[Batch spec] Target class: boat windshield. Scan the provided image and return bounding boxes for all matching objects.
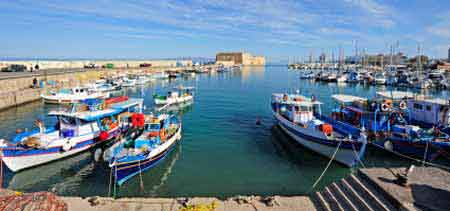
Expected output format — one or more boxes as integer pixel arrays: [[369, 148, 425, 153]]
[[60, 116, 78, 125]]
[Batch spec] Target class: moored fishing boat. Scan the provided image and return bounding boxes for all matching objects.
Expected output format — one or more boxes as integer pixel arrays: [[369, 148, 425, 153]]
[[41, 87, 109, 104], [271, 93, 367, 167], [333, 92, 450, 160], [87, 82, 121, 93], [121, 77, 136, 87], [151, 72, 169, 79], [153, 86, 194, 106], [374, 72, 387, 85], [0, 96, 144, 172], [135, 76, 151, 85], [107, 113, 182, 185]]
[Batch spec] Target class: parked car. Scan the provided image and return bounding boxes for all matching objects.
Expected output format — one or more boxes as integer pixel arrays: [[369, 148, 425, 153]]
[[84, 63, 100, 68], [140, 63, 152, 67], [1, 64, 27, 72]]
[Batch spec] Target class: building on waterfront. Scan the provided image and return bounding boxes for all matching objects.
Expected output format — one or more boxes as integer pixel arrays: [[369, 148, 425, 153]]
[[215, 52, 265, 66], [0, 59, 193, 70]]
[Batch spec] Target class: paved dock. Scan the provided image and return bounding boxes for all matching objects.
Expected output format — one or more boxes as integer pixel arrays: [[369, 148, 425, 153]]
[[1, 167, 449, 210], [313, 167, 450, 211]]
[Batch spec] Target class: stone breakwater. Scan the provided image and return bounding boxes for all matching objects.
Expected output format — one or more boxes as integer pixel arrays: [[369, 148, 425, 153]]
[[0, 65, 216, 111], [0, 69, 110, 111]]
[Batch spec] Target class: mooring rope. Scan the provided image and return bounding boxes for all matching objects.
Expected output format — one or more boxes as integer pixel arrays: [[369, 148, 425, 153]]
[[138, 159, 145, 192], [311, 140, 342, 190], [351, 140, 366, 168], [108, 167, 113, 197], [113, 166, 117, 198], [0, 153, 3, 188], [422, 141, 429, 167]]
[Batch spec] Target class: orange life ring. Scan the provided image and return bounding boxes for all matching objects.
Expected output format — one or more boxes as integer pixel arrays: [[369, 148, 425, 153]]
[[160, 129, 167, 141]]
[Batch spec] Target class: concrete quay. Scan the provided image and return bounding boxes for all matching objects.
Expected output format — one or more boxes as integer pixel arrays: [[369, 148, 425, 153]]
[[313, 167, 450, 211], [0, 167, 448, 210], [0, 65, 216, 111]]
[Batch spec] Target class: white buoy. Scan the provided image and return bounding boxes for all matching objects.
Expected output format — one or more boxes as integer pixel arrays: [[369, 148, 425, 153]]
[[94, 148, 103, 162], [384, 140, 393, 151]]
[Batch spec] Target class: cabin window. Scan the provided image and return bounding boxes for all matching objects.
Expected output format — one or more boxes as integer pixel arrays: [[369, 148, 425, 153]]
[[295, 106, 300, 112], [300, 106, 310, 111], [426, 105, 432, 111], [413, 103, 423, 110], [60, 117, 78, 125]]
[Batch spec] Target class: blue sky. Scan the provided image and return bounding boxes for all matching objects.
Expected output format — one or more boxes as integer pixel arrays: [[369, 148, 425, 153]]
[[0, 0, 449, 61]]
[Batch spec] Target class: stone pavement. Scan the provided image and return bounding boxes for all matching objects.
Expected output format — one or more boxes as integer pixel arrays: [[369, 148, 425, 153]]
[[63, 195, 316, 211]]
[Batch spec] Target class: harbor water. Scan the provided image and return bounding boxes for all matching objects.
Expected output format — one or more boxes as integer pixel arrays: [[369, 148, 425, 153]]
[[0, 66, 448, 198]]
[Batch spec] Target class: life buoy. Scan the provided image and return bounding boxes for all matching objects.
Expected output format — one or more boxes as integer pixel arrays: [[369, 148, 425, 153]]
[[384, 140, 393, 151], [381, 103, 389, 112], [99, 131, 109, 141], [160, 129, 167, 141], [131, 113, 145, 127], [62, 140, 72, 151], [399, 101, 407, 110]]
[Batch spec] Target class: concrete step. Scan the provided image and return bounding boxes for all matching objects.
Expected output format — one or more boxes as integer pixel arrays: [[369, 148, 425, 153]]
[[313, 192, 332, 211], [354, 173, 398, 211], [339, 178, 375, 211], [347, 174, 394, 211], [329, 182, 359, 211], [323, 186, 345, 211]]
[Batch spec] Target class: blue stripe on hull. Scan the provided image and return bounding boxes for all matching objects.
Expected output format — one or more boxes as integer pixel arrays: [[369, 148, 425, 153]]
[[278, 117, 363, 150], [113, 141, 178, 186], [2, 129, 121, 157], [373, 139, 450, 159]]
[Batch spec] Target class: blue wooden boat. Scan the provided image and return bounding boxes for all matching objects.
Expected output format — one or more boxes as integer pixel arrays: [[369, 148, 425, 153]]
[[108, 114, 182, 185]]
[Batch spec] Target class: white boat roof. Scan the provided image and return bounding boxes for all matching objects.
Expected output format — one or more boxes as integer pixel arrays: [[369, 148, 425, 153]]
[[414, 97, 450, 106], [272, 93, 322, 106], [175, 86, 195, 90], [48, 98, 143, 121], [332, 94, 367, 103], [377, 91, 449, 105], [376, 91, 416, 99]]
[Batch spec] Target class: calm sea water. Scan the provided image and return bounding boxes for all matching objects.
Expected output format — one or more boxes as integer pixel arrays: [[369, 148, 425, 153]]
[[0, 66, 448, 197]]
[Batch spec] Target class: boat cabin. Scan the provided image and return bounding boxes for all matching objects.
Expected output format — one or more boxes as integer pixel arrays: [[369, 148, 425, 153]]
[[407, 98, 450, 128], [272, 94, 322, 125]]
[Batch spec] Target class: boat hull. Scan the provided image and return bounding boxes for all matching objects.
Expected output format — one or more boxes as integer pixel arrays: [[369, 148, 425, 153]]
[[154, 95, 193, 105], [41, 93, 108, 104], [1, 128, 120, 172], [273, 112, 365, 167]]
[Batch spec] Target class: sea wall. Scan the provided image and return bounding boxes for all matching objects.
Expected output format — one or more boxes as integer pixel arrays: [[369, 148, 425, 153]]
[[0, 59, 193, 70]]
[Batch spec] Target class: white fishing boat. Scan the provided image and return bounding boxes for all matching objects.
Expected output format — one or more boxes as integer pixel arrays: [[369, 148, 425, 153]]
[[374, 72, 387, 85], [0, 97, 144, 172], [152, 72, 169, 80], [41, 87, 109, 104], [121, 77, 136, 87], [86, 82, 121, 93], [271, 93, 367, 167], [336, 74, 348, 83], [153, 86, 195, 106], [135, 76, 151, 85]]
